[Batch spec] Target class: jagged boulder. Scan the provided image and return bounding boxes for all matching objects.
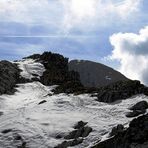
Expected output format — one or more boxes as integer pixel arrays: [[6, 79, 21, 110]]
[[55, 121, 92, 148], [39, 52, 69, 85], [55, 138, 83, 148], [129, 101, 148, 111], [96, 80, 148, 103], [25, 52, 84, 94], [126, 101, 148, 118], [109, 124, 124, 137], [92, 114, 148, 148], [0, 61, 20, 95]]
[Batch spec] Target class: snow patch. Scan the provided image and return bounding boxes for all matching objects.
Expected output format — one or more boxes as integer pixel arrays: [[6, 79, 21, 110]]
[[14, 59, 45, 80], [105, 75, 112, 80]]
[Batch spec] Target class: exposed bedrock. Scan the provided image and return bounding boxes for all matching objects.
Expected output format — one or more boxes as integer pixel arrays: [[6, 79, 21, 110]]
[[0, 60, 20, 95], [96, 80, 148, 103], [92, 113, 148, 148]]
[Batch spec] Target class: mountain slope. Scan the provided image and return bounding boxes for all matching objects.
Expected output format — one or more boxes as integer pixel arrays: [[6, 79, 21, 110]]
[[69, 60, 128, 87], [0, 57, 147, 147], [0, 52, 148, 148]]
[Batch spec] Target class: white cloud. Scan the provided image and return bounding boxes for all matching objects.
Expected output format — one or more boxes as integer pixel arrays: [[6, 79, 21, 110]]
[[109, 26, 148, 85], [0, 0, 142, 32], [61, 0, 142, 31]]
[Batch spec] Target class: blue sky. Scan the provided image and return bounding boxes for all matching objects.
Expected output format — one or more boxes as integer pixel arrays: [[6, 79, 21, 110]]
[[0, 0, 148, 84]]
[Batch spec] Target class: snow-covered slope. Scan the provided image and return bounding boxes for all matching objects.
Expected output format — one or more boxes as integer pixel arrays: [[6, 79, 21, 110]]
[[0, 59, 148, 148], [15, 59, 45, 80]]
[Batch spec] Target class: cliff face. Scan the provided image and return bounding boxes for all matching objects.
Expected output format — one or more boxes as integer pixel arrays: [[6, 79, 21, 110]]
[[69, 60, 128, 87], [0, 61, 20, 95]]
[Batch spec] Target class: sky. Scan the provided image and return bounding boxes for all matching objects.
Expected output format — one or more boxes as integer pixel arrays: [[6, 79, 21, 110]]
[[0, 0, 148, 85]]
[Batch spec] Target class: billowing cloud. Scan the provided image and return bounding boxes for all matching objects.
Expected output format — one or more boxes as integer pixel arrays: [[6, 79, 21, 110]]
[[109, 26, 148, 85], [61, 0, 141, 31], [0, 0, 142, 33]]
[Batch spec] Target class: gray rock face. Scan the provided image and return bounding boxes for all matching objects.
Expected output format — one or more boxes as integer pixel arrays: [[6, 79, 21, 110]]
[[126, 101, 148, 118], [0, 60, 20, 95], [96, 80, 148, 103], [92, 114, 148, 148], [55, 121, 92, 148], [129, 101, 148, 111], [69, 60, 128, 87]]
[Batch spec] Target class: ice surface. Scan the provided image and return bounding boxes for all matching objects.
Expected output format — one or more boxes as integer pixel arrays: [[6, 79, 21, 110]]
[[14, 59, 45, 80], [0, 81, 148, 148]]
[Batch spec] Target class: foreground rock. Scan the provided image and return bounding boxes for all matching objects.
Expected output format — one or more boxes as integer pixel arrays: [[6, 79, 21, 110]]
[[96, 80, 148, 103], [92, 113, 148, 148], [129, 101, 148, 111], [126, 101, 148, 118], [55, 138, 83, 148], [0, 61, 20, 95], [55, 121, 92, 148], [126, 110, 146, 118]]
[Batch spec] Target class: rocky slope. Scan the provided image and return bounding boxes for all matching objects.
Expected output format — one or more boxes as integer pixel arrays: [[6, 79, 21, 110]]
[[0, 51, 148, 148], [69, 60, 128, 87], [92, 113, 148, 148], [96, 80, 148, 103], [25, 52, 83, 94], [0, 60, 20, 95]]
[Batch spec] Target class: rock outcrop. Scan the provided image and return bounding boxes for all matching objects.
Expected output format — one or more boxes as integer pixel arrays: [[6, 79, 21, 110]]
[[25, 52, 84, 94], [69, 60, 128, 87], [55, 121, 92, 148], [96, 80, 148, 103], [0, 60, 20, 95], [92, 114, 148, 148], [126, 101, 148, 118]]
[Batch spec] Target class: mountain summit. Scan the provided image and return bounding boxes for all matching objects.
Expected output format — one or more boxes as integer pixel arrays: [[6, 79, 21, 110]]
[[69, 60, 128, 87]]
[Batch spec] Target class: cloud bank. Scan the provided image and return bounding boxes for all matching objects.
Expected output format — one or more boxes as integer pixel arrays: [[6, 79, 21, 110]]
[[110, 26, 148, 85], [0, 0, 142, 33]]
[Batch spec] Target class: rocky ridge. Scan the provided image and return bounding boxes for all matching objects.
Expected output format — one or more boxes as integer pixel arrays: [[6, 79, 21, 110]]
[[92, 113, 148, 148], [0, 60, 20, 95], [69, 60, 128, 87]]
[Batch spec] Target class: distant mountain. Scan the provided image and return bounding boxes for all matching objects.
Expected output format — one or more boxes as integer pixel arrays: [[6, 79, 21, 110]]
[[69, 60, 128, 87]]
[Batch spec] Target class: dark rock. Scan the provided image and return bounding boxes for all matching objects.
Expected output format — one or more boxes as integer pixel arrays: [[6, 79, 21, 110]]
[[109, 124, 124, 137], [18, 77, 31, 84], [53, 81, 84, 94], [129, 101, 148, 111], [54, 138, 83, 148], [0, 61, 21, 95], [38, 100, 47, 105], [17, 141, 27, 148], [126, 101, 148, 118], [25, 52, 84, 94], [39, 52, 69, 86], [126, 110, 146, 118], [64, 130, 78, 139], [15, 135, 22, 140], [92, 113, 148, 148], [0, 111, 3, 116], [69, 60, 128, 88], [1, 129, 12, 134], [74, 121, 88, 129], [96, 80, 148, 103], [64, 126, 92, 139], [82, 126, 92, 137], [55, 134, 63, 139]]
